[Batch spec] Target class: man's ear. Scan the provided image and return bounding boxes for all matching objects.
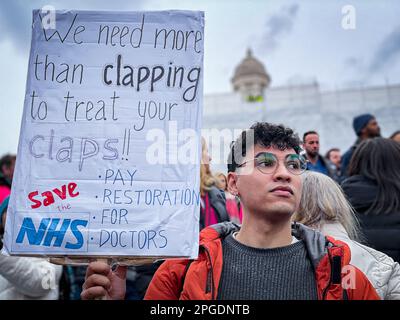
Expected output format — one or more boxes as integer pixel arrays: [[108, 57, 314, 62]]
[[360, 126, 368, 137], [227, 172, 238, 196]]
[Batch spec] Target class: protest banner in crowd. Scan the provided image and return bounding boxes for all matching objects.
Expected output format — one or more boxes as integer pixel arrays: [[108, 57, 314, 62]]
[[2, 9, 204, 263]]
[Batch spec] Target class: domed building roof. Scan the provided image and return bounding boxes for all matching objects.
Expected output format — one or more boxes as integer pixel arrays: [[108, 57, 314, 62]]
[[231, 49, 271, 94], [232, 48, 270, 82]]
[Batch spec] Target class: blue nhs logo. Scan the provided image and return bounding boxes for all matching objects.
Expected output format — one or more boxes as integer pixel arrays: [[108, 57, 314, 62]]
[[11, 212, 89, 254]]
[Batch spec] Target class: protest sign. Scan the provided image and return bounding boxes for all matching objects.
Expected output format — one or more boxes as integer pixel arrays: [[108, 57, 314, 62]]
[[2, 10, 204, 262]]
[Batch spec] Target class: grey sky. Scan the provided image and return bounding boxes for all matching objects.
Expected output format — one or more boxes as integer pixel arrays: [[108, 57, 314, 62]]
[[259, 3, 300, 53], [1, 0, 400, 155]]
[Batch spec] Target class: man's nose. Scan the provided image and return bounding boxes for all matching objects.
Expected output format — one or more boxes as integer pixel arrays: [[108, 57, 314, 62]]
[[272, 162, 291, 182]]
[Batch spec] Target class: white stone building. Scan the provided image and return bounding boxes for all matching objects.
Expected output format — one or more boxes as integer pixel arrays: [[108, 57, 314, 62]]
[[203, 50, 400, 173]]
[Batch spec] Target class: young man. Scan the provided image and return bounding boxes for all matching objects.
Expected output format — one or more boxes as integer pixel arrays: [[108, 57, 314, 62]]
[[81, 122, 379, 300]]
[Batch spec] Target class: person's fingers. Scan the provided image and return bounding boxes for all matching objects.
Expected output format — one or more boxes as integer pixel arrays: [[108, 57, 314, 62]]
[[114, 265, 127, 280], [81, 286, 108, 300], [85, 261, 111, 279], [83, 274, 112, 291]]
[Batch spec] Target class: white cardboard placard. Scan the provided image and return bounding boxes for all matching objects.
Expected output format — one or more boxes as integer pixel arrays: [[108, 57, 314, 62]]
[[2, 10, 204, 260]]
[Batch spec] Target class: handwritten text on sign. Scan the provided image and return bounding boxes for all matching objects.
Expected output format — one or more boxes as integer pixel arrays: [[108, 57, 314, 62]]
[[3, 10, 204, 258]]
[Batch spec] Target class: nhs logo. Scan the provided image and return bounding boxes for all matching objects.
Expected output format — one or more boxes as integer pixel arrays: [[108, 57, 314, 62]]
[[11, 212, 89, 254]]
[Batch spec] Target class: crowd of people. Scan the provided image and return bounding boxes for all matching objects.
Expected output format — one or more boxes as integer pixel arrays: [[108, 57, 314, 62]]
[[1, 112, 400, 300]]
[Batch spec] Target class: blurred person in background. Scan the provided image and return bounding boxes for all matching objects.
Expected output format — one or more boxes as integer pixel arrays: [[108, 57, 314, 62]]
[[341, 114, 380, 177], [215, 172, 228, 191], [342, 138, 400, 263], [200, 138, 230, 229], [0, 154, 16, 203], [0, 196, 62, 300], [302, 131, 336, 178], [215, 172, 242, 224], [325, 148, 341, 174], [390, 130, 400, 143], [325, 148, 343, 183]]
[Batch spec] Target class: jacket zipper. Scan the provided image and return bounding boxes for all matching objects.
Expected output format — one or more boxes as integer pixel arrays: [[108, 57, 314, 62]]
[[322, 277, 332, 300], [322, 246, 335, 300], [200, 244, 215, 300]]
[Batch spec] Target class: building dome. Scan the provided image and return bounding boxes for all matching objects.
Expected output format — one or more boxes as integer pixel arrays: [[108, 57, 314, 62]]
[[232, 49, 269, 79], [231, 49, 271, 99]]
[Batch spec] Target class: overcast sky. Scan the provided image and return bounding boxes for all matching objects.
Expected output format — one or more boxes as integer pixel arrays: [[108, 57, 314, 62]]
[[1, 0, 400, 155]]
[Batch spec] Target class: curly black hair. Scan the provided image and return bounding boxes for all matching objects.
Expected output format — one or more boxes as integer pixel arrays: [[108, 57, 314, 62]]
[[227, 122, 302, 173]]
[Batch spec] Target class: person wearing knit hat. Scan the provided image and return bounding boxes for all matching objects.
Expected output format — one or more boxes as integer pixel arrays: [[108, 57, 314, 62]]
[[341, 113, 380, 177], [352, 114, 380, 137]]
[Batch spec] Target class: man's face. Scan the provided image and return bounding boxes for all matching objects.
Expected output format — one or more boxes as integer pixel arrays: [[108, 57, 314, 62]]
[[329, 150, 341, 168], [363, 118, 381, 138], [303, 134, 320, 158], [227, 145, 302, 221]]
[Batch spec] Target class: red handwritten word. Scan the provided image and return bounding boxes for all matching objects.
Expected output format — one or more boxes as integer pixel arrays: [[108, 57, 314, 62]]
[[28, 182, 79, 209]]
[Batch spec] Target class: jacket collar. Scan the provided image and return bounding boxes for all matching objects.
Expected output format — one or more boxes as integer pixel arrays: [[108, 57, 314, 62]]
[[199, 221, 239, 246], [292, 222, 329, 269], [319, 222, 350, 241], [200, 221, 334, 270]]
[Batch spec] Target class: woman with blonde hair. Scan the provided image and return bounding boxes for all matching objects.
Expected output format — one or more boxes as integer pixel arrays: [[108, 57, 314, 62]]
[[294, 171, 400, 299], [199, 138, 230, 229], [214, 172, 242, 224]]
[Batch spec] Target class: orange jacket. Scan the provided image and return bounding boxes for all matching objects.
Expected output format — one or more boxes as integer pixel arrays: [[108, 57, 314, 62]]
[[145, 222, 380, 300]]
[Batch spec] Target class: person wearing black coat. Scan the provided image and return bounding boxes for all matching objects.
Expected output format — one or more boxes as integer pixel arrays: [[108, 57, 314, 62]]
[[341, 138, 400, 263]]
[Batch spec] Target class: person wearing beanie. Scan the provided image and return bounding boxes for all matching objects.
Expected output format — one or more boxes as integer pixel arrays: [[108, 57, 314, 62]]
[[341, 114, 380, 177]]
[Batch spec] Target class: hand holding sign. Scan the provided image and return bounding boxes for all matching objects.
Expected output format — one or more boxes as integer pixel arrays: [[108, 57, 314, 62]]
[[82, 260, 127, 300]]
